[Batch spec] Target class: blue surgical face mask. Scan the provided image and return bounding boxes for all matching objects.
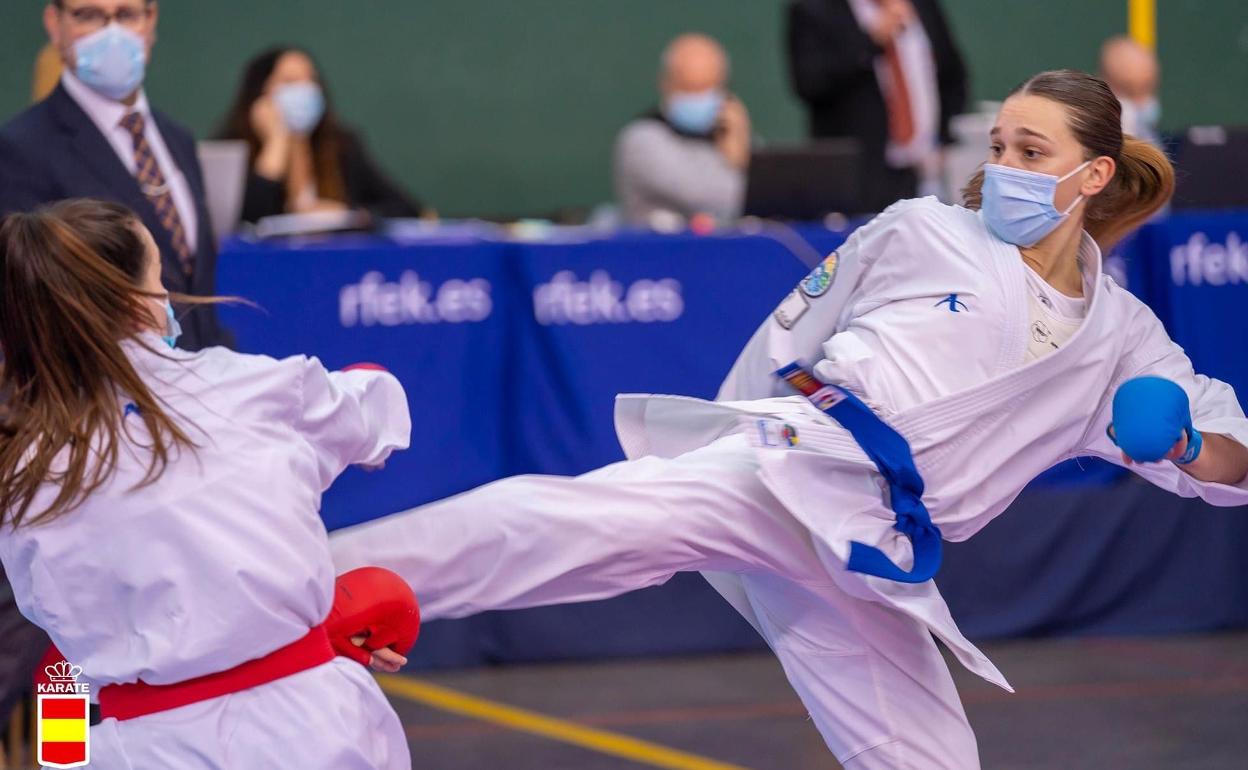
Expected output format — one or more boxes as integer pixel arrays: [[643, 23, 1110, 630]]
[[72, 24, 147, 101], [981, 160, 1092, 247], [663, 89, 724, 135], [273, 82, 326, 135], [162, 299, 182, 349], [1121, 96, 1161, 138]]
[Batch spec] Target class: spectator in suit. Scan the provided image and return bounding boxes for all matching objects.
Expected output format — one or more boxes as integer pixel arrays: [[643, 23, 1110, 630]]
[[0, 0, 231, 351], [1100, 36, 1162, 147], [786, 0, 968, 211], [613, 33, 752, 227], [216, 47, 424, 224]]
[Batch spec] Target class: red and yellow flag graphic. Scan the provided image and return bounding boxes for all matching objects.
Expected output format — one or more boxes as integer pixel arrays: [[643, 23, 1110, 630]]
[[37, 694, 89, 768]]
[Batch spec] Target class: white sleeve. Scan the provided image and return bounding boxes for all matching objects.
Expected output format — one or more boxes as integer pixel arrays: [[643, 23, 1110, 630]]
[[1079, 306, 1248, 505], [716, 198, 931, 401], [294, 358, 412, 490]]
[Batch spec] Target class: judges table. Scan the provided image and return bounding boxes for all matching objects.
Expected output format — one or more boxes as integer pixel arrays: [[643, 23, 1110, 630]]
[[217, 212, 1248, 668]]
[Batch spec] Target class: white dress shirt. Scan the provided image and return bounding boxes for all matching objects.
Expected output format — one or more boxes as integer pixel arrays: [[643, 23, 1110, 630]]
[[60, 71, 199, 249]]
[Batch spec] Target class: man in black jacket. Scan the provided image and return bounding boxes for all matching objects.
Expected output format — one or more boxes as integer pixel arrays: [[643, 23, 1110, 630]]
[[0, 0, 232, 351], [786, 0, 968, 212]]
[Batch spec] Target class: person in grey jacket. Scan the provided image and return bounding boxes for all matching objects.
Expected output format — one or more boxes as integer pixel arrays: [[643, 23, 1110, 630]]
[[613, 34, 751, 227]]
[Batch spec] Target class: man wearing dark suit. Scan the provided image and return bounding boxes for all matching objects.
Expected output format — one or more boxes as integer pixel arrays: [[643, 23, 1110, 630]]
[[786, 0, 968, 212], [0, 0, 231, 351], [0, 0, 231, 729]]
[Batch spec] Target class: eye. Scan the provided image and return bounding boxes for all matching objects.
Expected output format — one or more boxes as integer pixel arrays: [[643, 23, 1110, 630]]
[[989, 144, 1003, 157], [1023, 148, 1043, 160]]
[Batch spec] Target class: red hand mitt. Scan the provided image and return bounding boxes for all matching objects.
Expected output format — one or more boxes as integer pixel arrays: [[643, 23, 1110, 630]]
[[327, 567, 420, 666]]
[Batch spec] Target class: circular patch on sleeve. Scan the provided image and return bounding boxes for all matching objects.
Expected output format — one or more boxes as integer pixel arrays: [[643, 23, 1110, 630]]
[[800, 252, 839, 298]]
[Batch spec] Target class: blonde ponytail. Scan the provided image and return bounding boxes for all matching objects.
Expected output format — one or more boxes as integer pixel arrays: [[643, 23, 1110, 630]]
[[1082, 136, 1174, 252]]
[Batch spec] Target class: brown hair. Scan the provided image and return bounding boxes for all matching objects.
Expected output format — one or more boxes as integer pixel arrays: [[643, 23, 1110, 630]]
[[0, 200, 199, 528], [962, 69, 1174, 251], [215, 46, 347, 204]]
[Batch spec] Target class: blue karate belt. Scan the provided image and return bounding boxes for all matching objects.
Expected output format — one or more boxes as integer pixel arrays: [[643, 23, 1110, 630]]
[[776, 363, 942, 584]]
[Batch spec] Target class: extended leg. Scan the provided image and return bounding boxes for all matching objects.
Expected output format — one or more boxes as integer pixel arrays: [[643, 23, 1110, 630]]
[[329, 434, 823, 620]]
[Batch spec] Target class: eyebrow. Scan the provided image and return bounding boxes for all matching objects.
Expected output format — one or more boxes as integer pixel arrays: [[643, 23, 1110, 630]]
[[989, 126, 1053, 142]]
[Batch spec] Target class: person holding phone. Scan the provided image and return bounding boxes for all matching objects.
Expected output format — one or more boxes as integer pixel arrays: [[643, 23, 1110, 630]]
[[215, 46, 424, 224], [613, 33, 752, 227]]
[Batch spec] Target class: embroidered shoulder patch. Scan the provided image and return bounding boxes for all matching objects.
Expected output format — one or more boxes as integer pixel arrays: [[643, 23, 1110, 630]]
[[800, 252, 839, 298], [773, 289, 809, 329]]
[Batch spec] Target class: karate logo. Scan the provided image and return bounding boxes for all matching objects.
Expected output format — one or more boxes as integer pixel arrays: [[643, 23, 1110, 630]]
[[753, 419, 802, 449], [37, 659, 90, 768], [935, 293, 969, 313], [800, 253, 839, 298]]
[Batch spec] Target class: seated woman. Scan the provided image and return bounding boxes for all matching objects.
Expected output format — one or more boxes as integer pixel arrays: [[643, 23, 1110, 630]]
[[217, 46, 424, 223]]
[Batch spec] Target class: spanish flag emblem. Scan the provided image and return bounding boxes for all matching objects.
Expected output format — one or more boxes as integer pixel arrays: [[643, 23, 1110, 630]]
[[37, 694, 90, 768]]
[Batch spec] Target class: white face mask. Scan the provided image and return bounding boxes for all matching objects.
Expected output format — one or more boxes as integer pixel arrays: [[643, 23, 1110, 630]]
[[980, 160, 1092, 247]]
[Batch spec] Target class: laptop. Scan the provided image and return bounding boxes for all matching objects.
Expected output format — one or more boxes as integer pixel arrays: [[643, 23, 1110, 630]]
[[743, 140, 864, 220], [1172, 125, 1248, 209], [195, 140, 249, 241]]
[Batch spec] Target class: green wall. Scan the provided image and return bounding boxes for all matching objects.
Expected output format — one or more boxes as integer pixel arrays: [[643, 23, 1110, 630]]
[[2, 1, 1245, 217]]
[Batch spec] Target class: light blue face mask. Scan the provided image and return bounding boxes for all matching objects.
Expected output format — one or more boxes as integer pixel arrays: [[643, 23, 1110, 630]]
[[981, 160, 1092, 247], [162, 299, 182, 349], [273, 82, 326, 135], [1121, 96, 1161, 138], [1135, 97, 1161, 129], [73, 24, 147, 101], [663, 89, 725, 135]]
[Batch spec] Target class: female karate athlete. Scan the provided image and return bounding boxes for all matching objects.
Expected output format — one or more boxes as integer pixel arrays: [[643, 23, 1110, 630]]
[[0, 200, 413, 769], [330, 70, 1248, 769]]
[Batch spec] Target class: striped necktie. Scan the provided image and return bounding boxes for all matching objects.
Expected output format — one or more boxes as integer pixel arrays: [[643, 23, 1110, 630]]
[[119, 111, 194, 275], [882, 42, 915, 145], [871, 0, 916, 146]]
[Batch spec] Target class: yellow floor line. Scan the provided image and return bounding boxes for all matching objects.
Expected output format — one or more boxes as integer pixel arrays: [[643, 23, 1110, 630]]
[[374, 674, 753, 770]]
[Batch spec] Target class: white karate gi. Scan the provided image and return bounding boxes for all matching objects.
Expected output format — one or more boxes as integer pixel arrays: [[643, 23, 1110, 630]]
[[330, 197, 1248, 769], [0, 334, 413, 770]]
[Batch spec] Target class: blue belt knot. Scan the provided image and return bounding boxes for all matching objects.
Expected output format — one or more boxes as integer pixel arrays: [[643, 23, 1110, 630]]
[[776, 363, 942, 584]]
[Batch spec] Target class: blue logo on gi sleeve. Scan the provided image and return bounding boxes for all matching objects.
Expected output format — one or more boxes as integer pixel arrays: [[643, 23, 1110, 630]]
[[800, 253, 839, 298], [934, 294, 968, 313]]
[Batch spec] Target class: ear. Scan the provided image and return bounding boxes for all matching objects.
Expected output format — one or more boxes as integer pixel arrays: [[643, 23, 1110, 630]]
[[147, 1, 160, 48], [1081, 156, 1116, 197], [43, 3, 65, 53]]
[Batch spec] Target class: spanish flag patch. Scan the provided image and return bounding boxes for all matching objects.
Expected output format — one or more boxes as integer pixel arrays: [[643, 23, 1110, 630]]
[[37, 694, 89, 768]]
